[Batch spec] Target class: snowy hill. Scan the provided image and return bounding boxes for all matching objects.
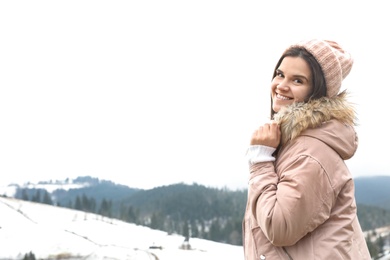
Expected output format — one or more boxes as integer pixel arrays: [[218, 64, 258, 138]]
[[0, 197, 244, 260]]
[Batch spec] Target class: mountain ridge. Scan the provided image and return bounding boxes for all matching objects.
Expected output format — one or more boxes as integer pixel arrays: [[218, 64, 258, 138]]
[[2, 174, 390, 245], [3, 174, 390, 209]]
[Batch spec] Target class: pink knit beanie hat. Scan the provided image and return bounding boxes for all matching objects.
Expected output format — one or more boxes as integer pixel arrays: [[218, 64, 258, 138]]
[[290, 39, 353, 98]]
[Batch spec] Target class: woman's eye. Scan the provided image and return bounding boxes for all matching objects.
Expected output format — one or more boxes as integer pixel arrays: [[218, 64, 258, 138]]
[[294, 79, 303, 84], [276, 72, 283, 77]]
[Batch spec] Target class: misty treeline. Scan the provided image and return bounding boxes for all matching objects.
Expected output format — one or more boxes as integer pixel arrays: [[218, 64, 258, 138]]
[[13, 180, 390, 257]]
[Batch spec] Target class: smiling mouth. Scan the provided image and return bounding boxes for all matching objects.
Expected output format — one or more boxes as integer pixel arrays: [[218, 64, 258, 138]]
[[276, 93, 292, 100]]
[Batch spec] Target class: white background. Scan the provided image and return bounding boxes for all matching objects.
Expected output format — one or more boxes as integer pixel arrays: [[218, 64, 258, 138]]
[[0, 0, 388, 189]]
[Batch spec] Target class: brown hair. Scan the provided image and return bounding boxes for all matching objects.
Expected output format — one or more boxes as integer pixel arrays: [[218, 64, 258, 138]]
[[270, 47, 327, 119]]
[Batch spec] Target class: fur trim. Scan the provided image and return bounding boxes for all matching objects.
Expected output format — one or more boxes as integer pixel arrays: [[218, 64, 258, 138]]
[[273, 91, 356, 145]]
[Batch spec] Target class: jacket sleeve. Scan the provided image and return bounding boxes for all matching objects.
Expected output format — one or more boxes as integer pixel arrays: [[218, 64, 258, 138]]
[[248, 155, 334, 247]]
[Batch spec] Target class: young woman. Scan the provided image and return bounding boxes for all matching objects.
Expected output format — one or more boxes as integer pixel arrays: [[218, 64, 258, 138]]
[[243, 39, 371, 259]]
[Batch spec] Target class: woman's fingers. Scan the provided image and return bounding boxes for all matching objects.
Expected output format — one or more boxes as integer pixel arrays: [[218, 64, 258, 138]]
[[250, 121, 281, 148]]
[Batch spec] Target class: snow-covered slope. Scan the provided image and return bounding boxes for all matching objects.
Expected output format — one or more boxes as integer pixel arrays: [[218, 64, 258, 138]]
[[0, 197, 244, 260]]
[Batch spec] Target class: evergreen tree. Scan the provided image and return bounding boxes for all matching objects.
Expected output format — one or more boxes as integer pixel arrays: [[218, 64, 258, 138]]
[[125, 206, 138, 223], [23, 251, 36, 260], [208, 218, 222, 242], [21, 189, 29, 201], [366, 232, 379, 258], [190, 219, 198, 238], [377, 235, 384, 255], [32, 189, 41, 203], [75, 196, 82, 210], [89, 197, 96, 213], [150, 211, 164, 230], [182, 220, 190, 241], [80, 194, 87, 211], [42, 191, 53, 205], [99, 198, 112, 217]]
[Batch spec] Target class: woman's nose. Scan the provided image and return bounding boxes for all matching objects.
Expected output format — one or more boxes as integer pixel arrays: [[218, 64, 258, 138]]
[[276, 82, 289, 91]]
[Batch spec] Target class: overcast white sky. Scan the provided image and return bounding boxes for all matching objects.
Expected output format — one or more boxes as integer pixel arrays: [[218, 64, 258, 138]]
[[0, 1, 388, 190]]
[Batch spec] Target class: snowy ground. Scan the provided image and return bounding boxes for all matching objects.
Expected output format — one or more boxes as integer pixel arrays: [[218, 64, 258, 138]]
[[0, 197, 244, 260]]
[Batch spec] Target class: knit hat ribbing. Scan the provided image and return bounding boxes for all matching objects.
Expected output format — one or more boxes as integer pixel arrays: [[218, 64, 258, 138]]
[[289, 39, 353, 98]]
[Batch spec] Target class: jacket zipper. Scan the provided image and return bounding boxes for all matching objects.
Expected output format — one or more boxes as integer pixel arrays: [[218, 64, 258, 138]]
[[283, 247, 293, 260]]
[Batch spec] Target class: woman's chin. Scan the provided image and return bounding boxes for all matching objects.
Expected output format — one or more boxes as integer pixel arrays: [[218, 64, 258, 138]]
[[273, 100, 293, 112], [272, 104, 283, 113]]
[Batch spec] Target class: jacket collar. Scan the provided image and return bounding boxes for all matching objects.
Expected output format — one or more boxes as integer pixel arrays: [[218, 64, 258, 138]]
[[273, 91, 356, 146]]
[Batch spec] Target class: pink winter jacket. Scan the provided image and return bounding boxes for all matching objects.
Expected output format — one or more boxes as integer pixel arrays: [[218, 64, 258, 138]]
[[243, 93, 371, 260]]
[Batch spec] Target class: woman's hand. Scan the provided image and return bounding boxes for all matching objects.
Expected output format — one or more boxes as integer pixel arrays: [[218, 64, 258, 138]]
[[250, 121, 281, 148]]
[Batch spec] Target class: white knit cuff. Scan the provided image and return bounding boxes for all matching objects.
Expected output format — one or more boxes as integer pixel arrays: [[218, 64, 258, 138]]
[[246, 145, 276, 165]]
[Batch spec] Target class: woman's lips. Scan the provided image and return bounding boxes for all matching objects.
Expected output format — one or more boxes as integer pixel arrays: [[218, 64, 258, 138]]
[[276, 93, 292, 100]]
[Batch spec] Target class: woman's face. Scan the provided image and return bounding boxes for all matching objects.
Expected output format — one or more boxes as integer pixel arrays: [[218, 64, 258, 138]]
[[271, 56, 313, 113]]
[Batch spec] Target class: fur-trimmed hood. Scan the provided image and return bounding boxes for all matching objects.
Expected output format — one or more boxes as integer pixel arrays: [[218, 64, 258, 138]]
[[274, 91, 357, 153]]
